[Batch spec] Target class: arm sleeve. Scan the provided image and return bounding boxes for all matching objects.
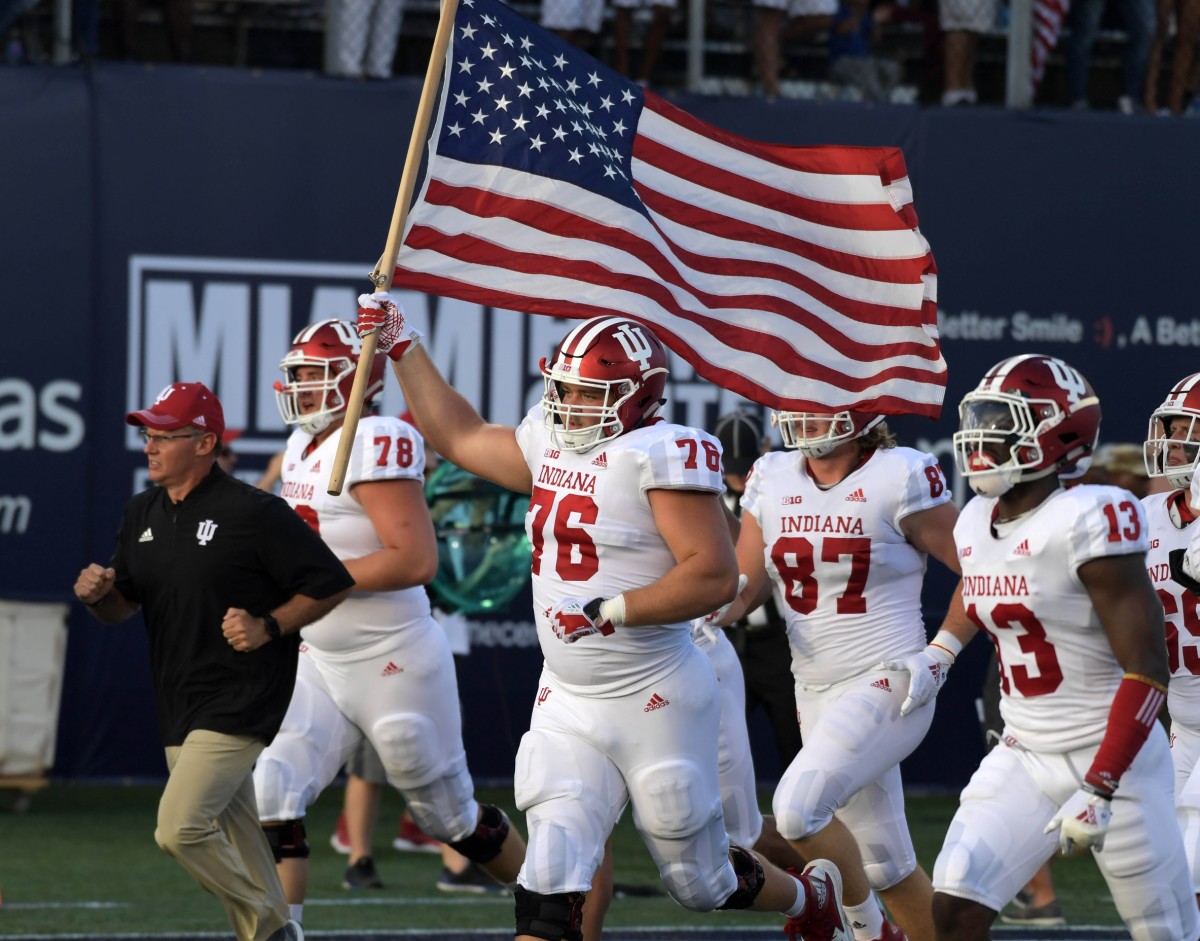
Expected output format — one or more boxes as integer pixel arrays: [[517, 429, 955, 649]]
[[1068, 486, 1150, 574], [641, 427, 725, 494], [894, 450, 952, 527]]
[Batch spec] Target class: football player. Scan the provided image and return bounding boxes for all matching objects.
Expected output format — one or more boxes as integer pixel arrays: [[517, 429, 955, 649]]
[[252, 319, 526, 927], [357, 293, 856, 941], [930, 354, 1197, 940], [1142, 372, 1200, 907], [715, 407, 961, 941]]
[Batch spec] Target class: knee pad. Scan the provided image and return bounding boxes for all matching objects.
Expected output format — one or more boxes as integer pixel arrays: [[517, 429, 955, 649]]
[[253, 750, 322, 822], [514, 885, 585, 941], [262, 819, 309, 862], [447, 803, 510, 864], [772, 764, 839, 841], [717, 844, 766, 910], [372, 712, 440, 787], [630, 759, 712, 838]]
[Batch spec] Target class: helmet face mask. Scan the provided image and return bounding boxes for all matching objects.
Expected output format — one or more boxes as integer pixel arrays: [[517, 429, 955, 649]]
[[275, 319, 385, 435], [1145, 374, 1200, 489], [772, 410, 882, 458], [953, 354, 1100, 499], [540, 317, 668, 453]]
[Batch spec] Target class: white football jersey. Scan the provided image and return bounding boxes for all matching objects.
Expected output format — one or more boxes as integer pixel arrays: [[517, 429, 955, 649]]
[[279, 415, 431, 653], [515, 407, 724, 697], [957, 484, 1148, 752], [741, 446, 951, 686], [1143, 490, 1200, 729]]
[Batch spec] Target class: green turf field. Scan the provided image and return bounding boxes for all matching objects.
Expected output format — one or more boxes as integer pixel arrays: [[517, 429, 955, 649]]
[[0, 784, 1120, 935]]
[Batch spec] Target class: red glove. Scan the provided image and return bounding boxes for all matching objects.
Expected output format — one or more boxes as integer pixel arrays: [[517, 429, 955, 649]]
[[546, 597, 615, 644], [356, 292, 422, 362]]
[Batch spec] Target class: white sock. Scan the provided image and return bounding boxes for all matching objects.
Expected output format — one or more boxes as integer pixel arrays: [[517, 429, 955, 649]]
[[288, 903, 304, 923], [783, 873, 807, 918], [844, 891, 884, 940]]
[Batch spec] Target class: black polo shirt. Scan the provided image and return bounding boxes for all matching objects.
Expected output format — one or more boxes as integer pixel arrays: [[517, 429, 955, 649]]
[[111, 465, 353, 746]]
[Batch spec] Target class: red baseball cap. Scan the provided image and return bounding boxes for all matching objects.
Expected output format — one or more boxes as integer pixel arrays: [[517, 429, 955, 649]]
[[126, 382, 226, 440]]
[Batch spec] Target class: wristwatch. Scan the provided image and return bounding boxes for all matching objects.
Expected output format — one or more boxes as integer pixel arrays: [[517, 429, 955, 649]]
[[262, 612, 282, 640]]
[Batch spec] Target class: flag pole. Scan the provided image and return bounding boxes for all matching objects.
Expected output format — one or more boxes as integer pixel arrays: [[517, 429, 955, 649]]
[[328, 0, 461, 496]]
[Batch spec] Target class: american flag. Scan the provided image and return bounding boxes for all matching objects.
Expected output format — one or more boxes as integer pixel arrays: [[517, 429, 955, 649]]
[[392, 0, 945, 418], [1032, 0, 1070, 89]]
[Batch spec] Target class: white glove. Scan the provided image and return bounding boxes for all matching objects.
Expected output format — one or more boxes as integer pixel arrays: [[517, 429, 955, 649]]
[[690, 574, 749, 645], [356, 292, 423, 361], [877, 630, 962, 717], [1045, 786, 1113, 853]]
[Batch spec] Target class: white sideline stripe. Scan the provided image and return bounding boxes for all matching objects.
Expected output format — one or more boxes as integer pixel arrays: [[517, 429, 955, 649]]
[[0, 901, 126, 909]]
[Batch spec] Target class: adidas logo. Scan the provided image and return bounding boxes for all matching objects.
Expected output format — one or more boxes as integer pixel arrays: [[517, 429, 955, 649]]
[[381, 661, 403, 677], [310, 460, 322, 473], [591, 452, 608, 468], [299, 643, 309, 653], [1014, 539, 1031, 556], [870, 678, 892, 692], [643, 693, 670, 713], [845, 488, 867, 502], [138, 528, 154, 543], [851, 921, 869, 931]]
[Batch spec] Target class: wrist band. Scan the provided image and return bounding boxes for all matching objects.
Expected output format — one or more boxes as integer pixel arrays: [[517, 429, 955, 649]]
[[929, 629, 964, 660], [599, 594, 627, 627]]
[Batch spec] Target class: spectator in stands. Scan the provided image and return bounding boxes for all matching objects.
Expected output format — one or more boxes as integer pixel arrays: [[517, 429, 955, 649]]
[[1144, 0, 1200, 113], [826, 0, 901, 101], [113, 0, 194, 60], [1064, 0, 1154, 112], [612, 0, 675, 87], [939, 0, 997, 104], [74, 381, 352, 941], [541, 0, 603, 51], [326, 0, 404, 78], [753, 0, 836, 99]]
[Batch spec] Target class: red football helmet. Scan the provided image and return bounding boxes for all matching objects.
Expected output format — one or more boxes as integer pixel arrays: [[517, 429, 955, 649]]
[[540, 316, 669, 452], [953, 354, 1101, 498], [275, 319, 385, 435], [771, 410, 883, 458], [1145, 373, 1200, 489]]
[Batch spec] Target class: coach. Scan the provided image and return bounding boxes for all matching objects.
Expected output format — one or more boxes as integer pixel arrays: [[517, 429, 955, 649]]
[[73, 381, 353, 941]]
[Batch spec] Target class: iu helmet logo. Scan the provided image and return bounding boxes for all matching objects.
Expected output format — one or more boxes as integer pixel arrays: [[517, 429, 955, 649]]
[[613, 323, 655, 375]]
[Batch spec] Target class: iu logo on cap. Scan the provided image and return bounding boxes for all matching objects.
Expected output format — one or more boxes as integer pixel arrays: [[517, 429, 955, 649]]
[[196, 520, 218, 546]]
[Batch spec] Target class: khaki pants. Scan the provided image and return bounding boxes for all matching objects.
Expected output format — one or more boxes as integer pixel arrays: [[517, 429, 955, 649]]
[[158, 730, 289, 941]]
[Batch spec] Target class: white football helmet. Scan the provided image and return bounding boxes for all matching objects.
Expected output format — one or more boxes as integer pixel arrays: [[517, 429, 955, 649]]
[[771, 410, 883, 458], [1145, 373, 1200, 489]]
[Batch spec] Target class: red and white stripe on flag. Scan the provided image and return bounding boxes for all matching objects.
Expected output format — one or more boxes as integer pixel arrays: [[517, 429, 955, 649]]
[[1032, 0, 1071, 87], [393, 0, 945, 418]]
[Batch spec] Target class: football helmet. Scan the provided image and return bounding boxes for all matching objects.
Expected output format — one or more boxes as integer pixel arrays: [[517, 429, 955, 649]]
[[540, 316, 668, 452], [1145, 373, 1200, 489], [953, 354, 1101, 498], [772, 410, 883, 458], [275, 318, 385, 435]]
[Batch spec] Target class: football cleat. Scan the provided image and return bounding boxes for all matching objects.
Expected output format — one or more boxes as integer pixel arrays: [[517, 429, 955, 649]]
[[783, 859, 853, 941]]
